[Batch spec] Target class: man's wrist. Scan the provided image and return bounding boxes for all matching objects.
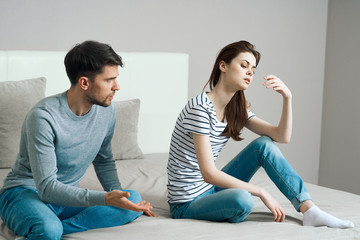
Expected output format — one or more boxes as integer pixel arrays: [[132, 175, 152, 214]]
[[104, 192, 110, 206]]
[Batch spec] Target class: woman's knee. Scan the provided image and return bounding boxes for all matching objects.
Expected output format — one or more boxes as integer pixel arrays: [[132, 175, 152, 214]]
[[252, 136, 273, 147], [250, 136, 279, 154], [228, 189, 254, 212], [221, 189, 254, 223]]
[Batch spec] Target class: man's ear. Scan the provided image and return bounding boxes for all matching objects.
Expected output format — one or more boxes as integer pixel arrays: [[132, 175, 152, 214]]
[[219, 60, 227, 73], [78, 77, 90, 90]]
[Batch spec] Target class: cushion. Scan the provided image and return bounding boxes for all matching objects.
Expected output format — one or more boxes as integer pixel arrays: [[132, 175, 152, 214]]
[[112, 99, 143, 160], [0, 77, 47, 168]]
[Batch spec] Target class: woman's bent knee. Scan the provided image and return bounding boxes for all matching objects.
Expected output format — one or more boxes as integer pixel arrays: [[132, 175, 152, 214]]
[[250, 136, 279, 155], [222, 189, 254, 223], [252, 136, 273, 147], [229, 189, 254, 212]]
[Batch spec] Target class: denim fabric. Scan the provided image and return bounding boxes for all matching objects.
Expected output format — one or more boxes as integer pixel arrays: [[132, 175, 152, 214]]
[[0, 187, 143, 239], [170, 187, 254, 223], [170, 136, 312, 223]]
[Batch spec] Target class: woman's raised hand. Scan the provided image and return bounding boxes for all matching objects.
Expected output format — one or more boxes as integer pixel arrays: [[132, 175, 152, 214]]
[[263, 75, 292, 99]]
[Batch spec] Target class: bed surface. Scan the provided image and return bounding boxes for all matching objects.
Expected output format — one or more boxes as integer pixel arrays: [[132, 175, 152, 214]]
[[1, 153, 359, 240], [1, 51, 359, 239]]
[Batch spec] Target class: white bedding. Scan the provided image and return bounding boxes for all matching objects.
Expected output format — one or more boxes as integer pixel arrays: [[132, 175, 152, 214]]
[[1, 153, 359, 240]]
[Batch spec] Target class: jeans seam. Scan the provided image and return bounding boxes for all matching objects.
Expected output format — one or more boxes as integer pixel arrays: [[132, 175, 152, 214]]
[[259, 149, 299, 202], [227, 149, 260, 182], [230, 146, 299, 202]]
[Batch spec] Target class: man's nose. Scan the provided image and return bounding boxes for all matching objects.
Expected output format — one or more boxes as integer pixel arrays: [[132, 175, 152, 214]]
[[113, 80, 120, 91]]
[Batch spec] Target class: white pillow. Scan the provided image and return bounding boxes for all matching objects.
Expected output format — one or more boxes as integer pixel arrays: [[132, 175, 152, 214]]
[[112, 99, 143, 160], [0, 77, 46, 168]]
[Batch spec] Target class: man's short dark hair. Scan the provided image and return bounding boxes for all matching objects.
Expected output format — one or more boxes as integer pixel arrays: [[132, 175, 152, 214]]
[[64, 40, 123, 85]]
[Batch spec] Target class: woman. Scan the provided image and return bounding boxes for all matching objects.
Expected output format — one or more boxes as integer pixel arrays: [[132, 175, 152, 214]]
[[166, 40, 354, 228]]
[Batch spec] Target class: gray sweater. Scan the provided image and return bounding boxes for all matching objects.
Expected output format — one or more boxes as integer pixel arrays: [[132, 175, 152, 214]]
[[1, 92, 122, 207]]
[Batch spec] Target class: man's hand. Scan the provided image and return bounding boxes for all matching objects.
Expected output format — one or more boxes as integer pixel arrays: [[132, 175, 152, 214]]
[[105, 190, 156, 216], [143, 209, 158, 217]]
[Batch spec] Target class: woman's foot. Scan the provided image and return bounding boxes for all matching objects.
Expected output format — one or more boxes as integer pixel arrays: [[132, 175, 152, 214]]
[[302, 206, 354, 228]]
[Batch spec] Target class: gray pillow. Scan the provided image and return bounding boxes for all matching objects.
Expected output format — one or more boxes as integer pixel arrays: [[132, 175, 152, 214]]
[[0, 77, 46, 168], [112, 99, 143, 160]]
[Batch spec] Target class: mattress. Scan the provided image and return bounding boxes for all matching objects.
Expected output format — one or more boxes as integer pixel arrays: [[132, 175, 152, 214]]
[[1, 153, 359, 239]]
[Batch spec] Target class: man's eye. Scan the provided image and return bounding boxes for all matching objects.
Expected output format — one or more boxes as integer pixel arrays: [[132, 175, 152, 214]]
[[241, 64, 246, 68]]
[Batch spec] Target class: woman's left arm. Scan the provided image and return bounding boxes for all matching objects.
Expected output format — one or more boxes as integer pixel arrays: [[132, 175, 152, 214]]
[[245, 75, 292, 143]]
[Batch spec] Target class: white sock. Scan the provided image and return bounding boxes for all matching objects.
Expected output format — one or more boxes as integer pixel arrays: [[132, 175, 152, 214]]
[[303, 206, 354, 228]]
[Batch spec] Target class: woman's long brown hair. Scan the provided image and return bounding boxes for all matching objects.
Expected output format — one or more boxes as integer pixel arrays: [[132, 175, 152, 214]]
[[204, 41, 261, 141]]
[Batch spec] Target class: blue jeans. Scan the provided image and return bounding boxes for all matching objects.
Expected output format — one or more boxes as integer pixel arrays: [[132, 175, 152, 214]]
[[0, 187, 143, 239], [170, 136, 312, 223]]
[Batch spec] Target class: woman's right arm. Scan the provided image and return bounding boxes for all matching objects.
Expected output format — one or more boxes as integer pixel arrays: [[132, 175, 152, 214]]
[[193, 133, 261, 193], [193, 133, 285, 222]]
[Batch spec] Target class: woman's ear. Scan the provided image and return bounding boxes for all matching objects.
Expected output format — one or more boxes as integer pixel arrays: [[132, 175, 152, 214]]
[[78, 77, 90, 90], [219, 60, 227, 73]]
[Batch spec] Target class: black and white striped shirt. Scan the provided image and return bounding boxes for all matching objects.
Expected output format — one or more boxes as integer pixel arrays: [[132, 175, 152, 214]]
[[167, 93, 255, 203]]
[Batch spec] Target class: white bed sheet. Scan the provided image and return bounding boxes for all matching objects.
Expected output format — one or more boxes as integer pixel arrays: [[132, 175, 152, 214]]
[[1, 153, 360, 239]]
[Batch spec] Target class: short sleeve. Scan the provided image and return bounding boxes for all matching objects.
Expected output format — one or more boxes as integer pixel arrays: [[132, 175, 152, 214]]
[[247, 109, 255, 120], [183, 105, 210, 135]]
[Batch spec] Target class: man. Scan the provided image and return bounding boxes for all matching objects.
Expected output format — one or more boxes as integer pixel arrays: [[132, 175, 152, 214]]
[[0, 40, 155, 239]]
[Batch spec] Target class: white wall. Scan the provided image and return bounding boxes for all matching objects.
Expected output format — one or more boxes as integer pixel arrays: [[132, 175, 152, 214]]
[[0, 0, 328, 184], [319, 0, 360, 194]]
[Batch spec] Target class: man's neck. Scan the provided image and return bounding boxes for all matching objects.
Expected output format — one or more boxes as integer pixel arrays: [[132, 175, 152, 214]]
[[66, 87, 92, 116]]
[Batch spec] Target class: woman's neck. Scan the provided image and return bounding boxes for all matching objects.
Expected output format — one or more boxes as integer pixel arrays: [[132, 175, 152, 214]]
[[207, 84, 236, 122]]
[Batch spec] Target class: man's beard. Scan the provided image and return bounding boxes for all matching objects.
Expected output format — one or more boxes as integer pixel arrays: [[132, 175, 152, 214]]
[[86, 94, 111, 107]]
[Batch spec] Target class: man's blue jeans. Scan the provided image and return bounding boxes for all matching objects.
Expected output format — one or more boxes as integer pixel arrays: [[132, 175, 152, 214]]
[[170, 136, 312, 223], [0, 187, 143, 239]]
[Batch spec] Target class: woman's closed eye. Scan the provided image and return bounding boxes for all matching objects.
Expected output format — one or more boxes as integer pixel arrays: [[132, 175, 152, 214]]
[[241, 64, 255, 75]]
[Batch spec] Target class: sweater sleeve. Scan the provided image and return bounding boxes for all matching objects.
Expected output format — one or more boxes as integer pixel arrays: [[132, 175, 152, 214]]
[[92, 106, 122, 192], [26, 109, 105, 207]]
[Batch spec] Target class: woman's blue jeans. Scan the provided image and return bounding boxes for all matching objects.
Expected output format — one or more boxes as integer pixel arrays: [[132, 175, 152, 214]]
[[0, 187, 143, 239], [170, 136, 312, 223]]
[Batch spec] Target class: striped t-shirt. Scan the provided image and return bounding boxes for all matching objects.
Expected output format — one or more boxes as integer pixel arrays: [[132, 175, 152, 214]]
[[167, 92, 255, 203]]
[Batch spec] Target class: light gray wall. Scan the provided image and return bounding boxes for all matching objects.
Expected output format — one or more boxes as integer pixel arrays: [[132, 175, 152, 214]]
[[0, 0, 328, 184], [319, 0, 360, 194]]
